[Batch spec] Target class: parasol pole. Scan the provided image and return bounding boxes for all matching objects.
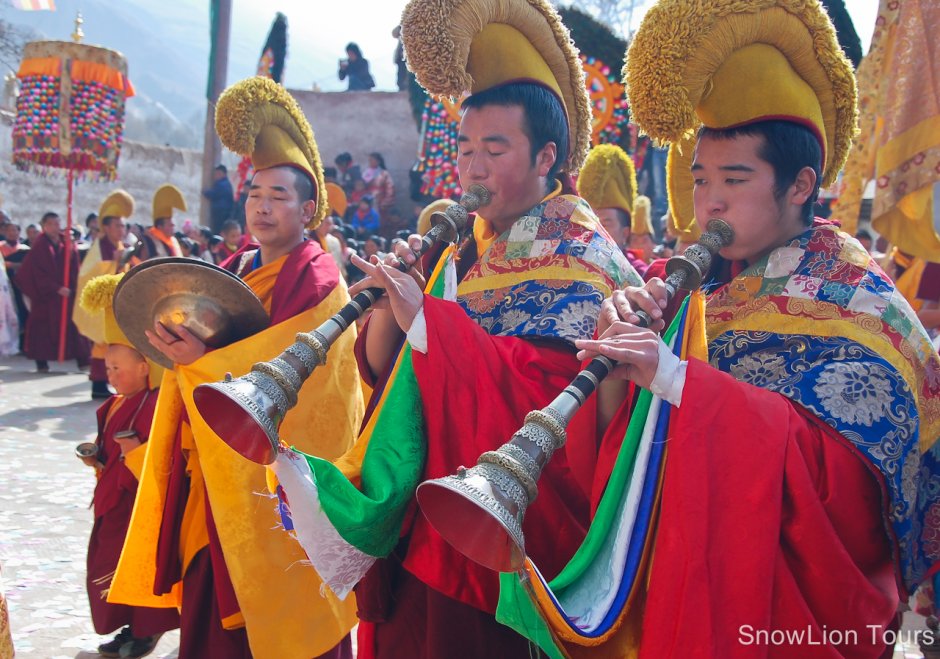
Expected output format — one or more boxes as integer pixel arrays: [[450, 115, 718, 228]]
[[56, 15, 84, 362], [58, 166, 74, 362]]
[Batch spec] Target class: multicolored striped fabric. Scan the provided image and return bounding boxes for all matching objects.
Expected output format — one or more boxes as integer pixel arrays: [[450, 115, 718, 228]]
[[496, 299, 696, 657], [458, 194, 642, 343]]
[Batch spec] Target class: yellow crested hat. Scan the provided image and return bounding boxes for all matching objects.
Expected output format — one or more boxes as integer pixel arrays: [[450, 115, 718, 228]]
[[215, 76, 328, 229], [152, 184, 187, 221], [99, 190, 134, 220], [417, 199, 456, 236], [665, 135, 701, 242], [631, 195, 653, 236], [626, 0, 857, 235], [80, 274, 164, 388], [577, 144, 637, 216], [401, 0, 592, 171], [325, 182, 347, 218]]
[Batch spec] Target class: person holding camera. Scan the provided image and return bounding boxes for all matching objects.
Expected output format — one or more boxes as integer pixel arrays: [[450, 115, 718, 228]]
[[338, 42, 375, 91]]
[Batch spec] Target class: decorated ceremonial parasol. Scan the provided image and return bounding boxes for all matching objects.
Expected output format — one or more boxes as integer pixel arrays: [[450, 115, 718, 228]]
[[12, 14, 134, 360]]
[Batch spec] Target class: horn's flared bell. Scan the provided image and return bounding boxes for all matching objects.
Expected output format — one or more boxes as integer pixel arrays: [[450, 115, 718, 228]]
[[416, 408, 568, 572], [417, 463, 527, 572], [192, 331, 329, 465], [192, 373, 281, 465]]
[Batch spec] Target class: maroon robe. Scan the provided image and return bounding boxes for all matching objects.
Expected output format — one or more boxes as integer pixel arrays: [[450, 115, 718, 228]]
[[918, 261, 940, 302], [14, 233, 89, 362], [87, 389, 180, 637]]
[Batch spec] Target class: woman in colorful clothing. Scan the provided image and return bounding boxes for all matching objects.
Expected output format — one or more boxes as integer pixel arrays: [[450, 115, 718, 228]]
[[362, 152, 396, 225]]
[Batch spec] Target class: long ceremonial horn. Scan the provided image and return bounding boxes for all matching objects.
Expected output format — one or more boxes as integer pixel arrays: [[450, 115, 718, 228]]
[[191, 184, 490, 465], [415, 219, 734, 572]]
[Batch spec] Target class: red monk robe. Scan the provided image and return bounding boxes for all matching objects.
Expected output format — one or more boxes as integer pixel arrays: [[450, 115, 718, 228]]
[[362, 297, 601, 657], [635, 361, 898, 658], [579, 222, 938, 657], [354, 185, 639, 658], [14, 232, 89, 362], [408, 297, 599, 610], [87, 388, 180, 637], [110, 239, 361, 659], [578, 309, 898, 659]]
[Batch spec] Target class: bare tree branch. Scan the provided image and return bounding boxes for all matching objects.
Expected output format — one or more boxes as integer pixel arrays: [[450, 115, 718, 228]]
[[0, 15, 38, 74], [557, 0, 652, 37]]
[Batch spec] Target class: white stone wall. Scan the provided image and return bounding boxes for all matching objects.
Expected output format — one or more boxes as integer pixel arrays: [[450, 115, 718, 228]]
[[290, 90, 421, 217], [0, 110, 203, 231], [0, 89, 421, 231]]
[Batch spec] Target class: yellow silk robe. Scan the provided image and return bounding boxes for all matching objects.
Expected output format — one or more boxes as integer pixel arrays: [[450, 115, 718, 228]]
[[109, 256, 364, 658]]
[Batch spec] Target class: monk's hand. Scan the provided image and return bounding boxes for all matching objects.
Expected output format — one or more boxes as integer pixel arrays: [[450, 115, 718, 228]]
[[393, 234, 427, 287], [349, 239, 426, 311], [350, 257, 424, 332], [145, 322, 207, 366], [597, 279, 668, 336], [574, 322, 660, 389], [349, 254, 389, 310], [114, 434, 142, 456], [57, 286, 70, 297]]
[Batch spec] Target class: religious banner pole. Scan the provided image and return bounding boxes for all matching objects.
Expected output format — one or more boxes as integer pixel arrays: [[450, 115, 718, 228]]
[[200, 0, 231, 228], [57, 165, 75, 360]]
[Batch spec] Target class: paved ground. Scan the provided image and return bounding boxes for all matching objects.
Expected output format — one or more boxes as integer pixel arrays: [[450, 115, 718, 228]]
[[0, 355, 178, 658], [0, 352, 932, 658]]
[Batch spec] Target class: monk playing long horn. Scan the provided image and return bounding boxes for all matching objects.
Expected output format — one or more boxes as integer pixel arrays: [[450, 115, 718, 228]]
[[486, 0, 940, 656], [263, 0, 642, 655]]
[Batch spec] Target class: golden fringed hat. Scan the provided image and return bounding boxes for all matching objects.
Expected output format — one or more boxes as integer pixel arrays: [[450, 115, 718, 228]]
[[99, 190, 134, 220], [631, 195, 653, 236], [577, 144, 637, 216], [325, 182, 347, 218], [80, 273, 164, 388], [215, 76, 328, 229], [625, 0, 857, 234], [417, 199, 456, 236], [152, 184, 187, 221], [401, 0, 592, 171], [665, 136, 701, 242]]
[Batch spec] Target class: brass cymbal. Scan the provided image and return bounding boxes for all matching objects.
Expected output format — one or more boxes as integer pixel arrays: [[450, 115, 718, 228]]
[[113, 257, 270, 368]]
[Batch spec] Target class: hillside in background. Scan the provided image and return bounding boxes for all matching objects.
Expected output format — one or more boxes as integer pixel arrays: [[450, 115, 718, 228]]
[[0, 0, 405, 150], [1, 0, 208, 147]]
